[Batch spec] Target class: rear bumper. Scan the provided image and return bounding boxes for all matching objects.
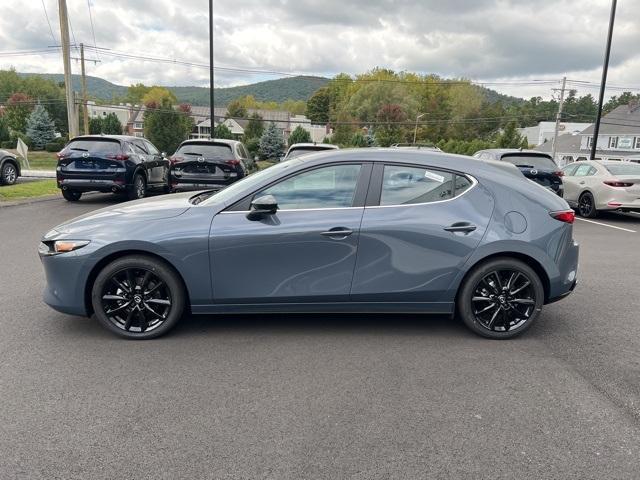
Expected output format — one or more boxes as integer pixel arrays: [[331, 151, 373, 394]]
[[170, 174, 242, 191], [546, 238, 579, 304], [57, 171, 128, 193]]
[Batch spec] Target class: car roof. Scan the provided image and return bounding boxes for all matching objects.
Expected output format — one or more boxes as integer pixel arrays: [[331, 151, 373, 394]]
[[478, 148, 551, 156], [181, 138, 241, 146], [71, 134, 140, 141], [288, 143, 338, 149]]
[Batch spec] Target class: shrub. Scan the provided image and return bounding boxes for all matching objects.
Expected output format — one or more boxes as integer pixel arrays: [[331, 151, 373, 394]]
[[45, 142, 61, 152], [1, 140, 15, 149]]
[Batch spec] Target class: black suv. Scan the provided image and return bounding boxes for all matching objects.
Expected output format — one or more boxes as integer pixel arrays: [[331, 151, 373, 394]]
[[473, 149, 564, 197], [169, 139, 255, 191], [56, 135, 169, 201]]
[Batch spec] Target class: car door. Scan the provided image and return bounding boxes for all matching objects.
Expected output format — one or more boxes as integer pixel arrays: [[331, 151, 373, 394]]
[[350, 163, 494, 304], [132, 139, 157, 184], [561, 163, 580, 204], [570, 163, 597, 201], [209, 163, 371, 303], [144, 139, 167, 185]]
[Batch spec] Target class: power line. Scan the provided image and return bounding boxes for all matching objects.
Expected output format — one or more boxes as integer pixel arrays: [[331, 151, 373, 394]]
[[40, 0, 58, 45], [86, 0, 100, 61]]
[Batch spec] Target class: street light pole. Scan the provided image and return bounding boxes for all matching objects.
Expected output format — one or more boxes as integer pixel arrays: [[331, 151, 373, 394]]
[[590, 0, 617, 160], [209, 0, 214, 119], [413, 113, 425, 143]]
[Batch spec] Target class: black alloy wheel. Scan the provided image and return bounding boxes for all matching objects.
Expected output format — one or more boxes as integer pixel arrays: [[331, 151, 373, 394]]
[[1, 162, 17, 185], [578, 192, 597, 218], [92, 255, 185, 339], [458, 258, 544, 339]]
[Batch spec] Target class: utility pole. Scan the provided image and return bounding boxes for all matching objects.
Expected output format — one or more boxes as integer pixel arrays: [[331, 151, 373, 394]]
[[413, 113, 425, 143], [591, 0, 617, 160], [80, 43, 89, 135], [551, 76, 567, 163], [209, 0, 214, 122], [58, 0, 78, 138]]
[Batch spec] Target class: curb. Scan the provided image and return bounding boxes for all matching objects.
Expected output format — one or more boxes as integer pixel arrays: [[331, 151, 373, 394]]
[[0, 191, 100, 209]]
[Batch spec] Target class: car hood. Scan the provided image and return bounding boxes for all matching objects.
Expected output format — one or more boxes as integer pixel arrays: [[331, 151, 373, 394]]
[[49, 192, 195, 236]]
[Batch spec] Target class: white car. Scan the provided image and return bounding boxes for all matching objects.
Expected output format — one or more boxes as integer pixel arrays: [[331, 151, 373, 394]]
[[281, 143, 339, 162], [562, 160, 640, 217]]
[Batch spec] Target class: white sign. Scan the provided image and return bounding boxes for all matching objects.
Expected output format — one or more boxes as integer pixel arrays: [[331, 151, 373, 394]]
[[618, 137, 633, 149], [16, 137, 30, 169]]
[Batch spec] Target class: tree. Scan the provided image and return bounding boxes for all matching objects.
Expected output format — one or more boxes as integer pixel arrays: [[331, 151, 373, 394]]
[[144, 99, 193, 154], [603, 92, 640, 115], [226, 99, 247, 119], [258, 122, 285, 160], [142, 87, 177, 109], [245, 137, 260, 159], [496, 121, 528, 148], [213, 123, 233, 139], [306, 87, 330, 123], [0, 116, 10, 142], [102, 113, 123, 134], [350, 131, 368, 147], [288, 125, 311, 145], [375, 104, 407, 147], [89, 117, 103, 134], [25, 104, 55, 149], [5, 93, 33, 133], [126, 83, 152, 103], [244, 113, 264, 140]]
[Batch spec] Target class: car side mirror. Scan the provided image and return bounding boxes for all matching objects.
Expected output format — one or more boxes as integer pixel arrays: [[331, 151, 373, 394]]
[[247, 195, 278, 220]]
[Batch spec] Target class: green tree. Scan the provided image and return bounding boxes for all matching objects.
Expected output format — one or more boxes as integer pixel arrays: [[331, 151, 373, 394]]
[[25, 103, 55, 149], [127, 83, 152, 103], [244, 112, 264, 140], [375, 104, 408, 147], [226, 99, 247, 119], [259, 122, 285, 160], [288, 125, 311, 145], [5, 93, 33, 133], [213, 122, 234, 139], [144, 99, 193, 153], [350, 131, 368, 147], [496, 121, 528, 148], [142, 87, 177, 109], [101, 113, 123, 134], [89, 117, 103, 134], [603, 92, 640, 114], [245, 137, 260, 159], [306, 87, 330, 123], [0, 116, 10, 142]]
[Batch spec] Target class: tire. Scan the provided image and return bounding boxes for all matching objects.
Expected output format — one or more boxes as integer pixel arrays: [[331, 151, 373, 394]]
[[61, 189, 82, 201], [1, 162, 18, 185], [128, 173, 146, 200], [91, 255, 186, 339], [457, 257, 544, 339], [578, 192, 598, 218]]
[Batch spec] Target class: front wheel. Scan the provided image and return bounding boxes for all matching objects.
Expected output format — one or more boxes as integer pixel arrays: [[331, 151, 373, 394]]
[[1, 162, 18, 185], [61, 189, 82, 201], [578, 192, 598, 218], [91, 255, 186, 339], [457, 258, 544, 339]]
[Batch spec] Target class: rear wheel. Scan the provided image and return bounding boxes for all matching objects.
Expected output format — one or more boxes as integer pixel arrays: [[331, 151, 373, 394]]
[[91, 255, 186, 339], [128, 173, 146, 200], [61, 189, 82, 201], [1, 162, 18, 185], [457, 258, 544, 339], [578, 191, 597, 218]]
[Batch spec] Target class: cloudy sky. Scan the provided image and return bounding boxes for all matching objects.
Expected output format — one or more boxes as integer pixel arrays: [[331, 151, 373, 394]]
[[1, 0, 639, 99]]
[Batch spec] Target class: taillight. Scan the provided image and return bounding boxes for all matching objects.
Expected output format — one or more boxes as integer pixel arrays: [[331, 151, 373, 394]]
[[550, 210, 575, 224], [170, 156, 184, 165], [225, 159, 241, 166], [604, 180, 633, 187], [56, 152, 67, 160], [554, 170, 564, 177], [106, 154, 129, 161]]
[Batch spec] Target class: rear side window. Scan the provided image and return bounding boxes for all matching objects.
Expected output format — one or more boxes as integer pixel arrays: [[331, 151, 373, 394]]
[[63, 139, 121, 155], [501, 155, 557, 170], [176, 143, 233, 159], [563, 164, 579, 176], [574, 164, 595, 176], [380, 165, 471, 206]]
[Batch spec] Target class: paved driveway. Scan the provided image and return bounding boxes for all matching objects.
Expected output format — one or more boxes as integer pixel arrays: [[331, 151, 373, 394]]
[[1, 196, 639, 479]]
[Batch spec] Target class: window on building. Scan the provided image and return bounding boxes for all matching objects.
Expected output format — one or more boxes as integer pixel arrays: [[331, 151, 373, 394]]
[[609, 136, 618, 149], [587, 137, 593, 148], [635, 137, 640, 149]]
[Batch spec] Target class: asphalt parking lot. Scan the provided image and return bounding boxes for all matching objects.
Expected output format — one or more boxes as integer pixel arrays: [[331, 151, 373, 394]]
[[1, 195, 639, 479]]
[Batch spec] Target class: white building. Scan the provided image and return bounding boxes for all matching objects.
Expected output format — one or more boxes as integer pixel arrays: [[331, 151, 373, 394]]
[[86, 101, 130, 129], [519, 121, 591, 146]]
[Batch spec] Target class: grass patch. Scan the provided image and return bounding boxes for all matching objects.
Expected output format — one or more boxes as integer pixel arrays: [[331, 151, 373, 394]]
[[0, 179, 59, 201], [257, 160, 276, 171], [7, 150, 58, 171]]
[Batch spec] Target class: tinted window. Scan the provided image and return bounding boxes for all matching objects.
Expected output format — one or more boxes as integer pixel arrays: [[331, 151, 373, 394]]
[[287, 147, 332, 159], [63, 139, 120, 155], [380, 165, 456, 206], [133, 140, 149, 154], [604, 163, 640, 175], [176, 143, 233, 159], [144, 140, 159, 155], [256, 164, 361, 210], [501, 155, 557, 169]]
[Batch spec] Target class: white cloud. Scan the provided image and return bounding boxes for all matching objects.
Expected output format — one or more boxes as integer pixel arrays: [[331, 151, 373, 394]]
[[0, 0, 639, 100]]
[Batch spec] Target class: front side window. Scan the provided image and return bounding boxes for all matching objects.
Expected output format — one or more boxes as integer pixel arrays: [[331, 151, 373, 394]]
[[256, 164, 362, 210], [144, 140, 159, 155], [563, 164, 579, 176], [574, 164, 593, 177], [380, 165, 464, 206]]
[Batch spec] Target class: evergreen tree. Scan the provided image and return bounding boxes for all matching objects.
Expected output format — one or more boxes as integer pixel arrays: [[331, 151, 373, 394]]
[[244, 113, 264, 139], [288, 125, 312, 145], [102, 113, 123, 134], [496, 121, 527, 148], [258, 122, 285, 160], [26, 103, 55, 150], [89, 117, 103, 134], [213, 123, 233, 139]]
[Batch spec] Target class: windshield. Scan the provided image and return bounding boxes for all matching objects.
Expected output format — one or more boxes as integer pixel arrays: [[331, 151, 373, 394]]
[[63, 139, 121, 155], [175, 143, 233, 159], [501, 155, 557, 170], [604, 163, 640, 176], [199, 158, 305, 205], [287, 147, 332, 159]]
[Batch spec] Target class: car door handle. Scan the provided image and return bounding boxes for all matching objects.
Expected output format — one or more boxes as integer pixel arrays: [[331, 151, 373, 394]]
[[443, 222, 477, 233], [320, 227, 353, 238], [579, 181, 585, 185]]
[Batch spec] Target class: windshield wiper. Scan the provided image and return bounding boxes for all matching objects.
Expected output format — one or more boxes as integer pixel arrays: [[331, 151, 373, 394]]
[[70, 147, 89, 152]]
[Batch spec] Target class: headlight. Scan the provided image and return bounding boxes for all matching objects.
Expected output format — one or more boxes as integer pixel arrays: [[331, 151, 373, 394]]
[[39, 240, 90, 256]]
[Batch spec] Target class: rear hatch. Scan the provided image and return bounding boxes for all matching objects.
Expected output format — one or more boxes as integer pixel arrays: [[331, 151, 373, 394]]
[[501, 153, 563, 191], [602, 163, 640, 200], [285, 146, 334, 160], [171, 142, 241, 183], [57, 138, 126, 178]]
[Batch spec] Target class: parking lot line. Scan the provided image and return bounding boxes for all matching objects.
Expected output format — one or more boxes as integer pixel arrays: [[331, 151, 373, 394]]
[[575, 217, 637, 233]]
